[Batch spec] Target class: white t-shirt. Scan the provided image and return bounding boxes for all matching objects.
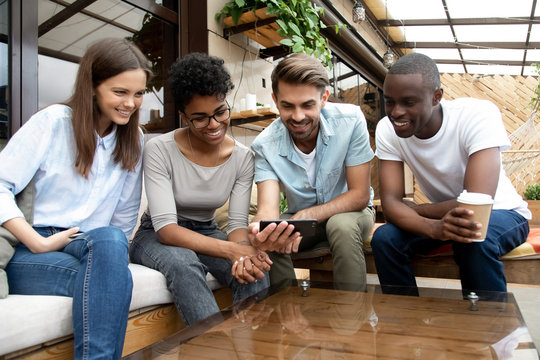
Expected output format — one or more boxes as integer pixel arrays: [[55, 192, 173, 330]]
[[293, 141, 317, 187], [375, 98, 531, 219]]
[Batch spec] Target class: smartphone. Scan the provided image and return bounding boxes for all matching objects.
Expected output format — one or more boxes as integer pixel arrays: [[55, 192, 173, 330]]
[[69, 232, 84, 239], [259, 219, 317, 238]]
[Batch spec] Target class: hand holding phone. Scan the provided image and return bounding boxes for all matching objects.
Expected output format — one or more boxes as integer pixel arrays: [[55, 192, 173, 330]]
[[259, 219, 317, 238]]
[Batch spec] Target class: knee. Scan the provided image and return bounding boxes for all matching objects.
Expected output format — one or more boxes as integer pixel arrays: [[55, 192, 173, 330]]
[[326, 213, 358, 240], [86, 226, 128, 252], [370, 224, 395, 252]]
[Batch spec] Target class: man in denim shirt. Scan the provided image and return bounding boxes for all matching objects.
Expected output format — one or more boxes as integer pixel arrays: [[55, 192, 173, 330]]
[[248, 53, 375, 290]]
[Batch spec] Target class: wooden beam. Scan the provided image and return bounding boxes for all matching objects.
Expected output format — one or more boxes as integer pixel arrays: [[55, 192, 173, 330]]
[[380, 17, 540, 27], [123, 0, 178, 24], [48, 0, 138, 34], [223, 16, 278, 38], [38, 0, 98, 37], [436, 59, 537, 66], [395, 41, 540, 49]]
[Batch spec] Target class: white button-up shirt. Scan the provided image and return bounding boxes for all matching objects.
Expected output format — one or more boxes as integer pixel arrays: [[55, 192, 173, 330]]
[[0, 104, 143, 240]]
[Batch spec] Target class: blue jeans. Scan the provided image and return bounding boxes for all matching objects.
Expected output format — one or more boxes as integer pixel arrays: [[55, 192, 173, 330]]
[[129, 214, 269, 326], [6, 226, 132, 359], [371, 210, 529, 297]]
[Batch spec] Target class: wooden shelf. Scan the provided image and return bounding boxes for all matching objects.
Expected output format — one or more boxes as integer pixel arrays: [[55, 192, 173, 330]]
[[230, 107, 279, 128], [223, 7, 285, 50]]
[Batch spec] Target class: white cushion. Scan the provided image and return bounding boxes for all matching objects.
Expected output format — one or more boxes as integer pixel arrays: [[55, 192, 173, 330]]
[[0, 295, 73, 355], [0, 263, 224, 356]]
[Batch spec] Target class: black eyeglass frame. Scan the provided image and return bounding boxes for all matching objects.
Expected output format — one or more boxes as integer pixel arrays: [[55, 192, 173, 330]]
[[182, 102, 231, 129]]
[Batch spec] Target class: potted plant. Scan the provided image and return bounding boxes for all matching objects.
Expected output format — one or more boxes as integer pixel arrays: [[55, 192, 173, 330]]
[[215, 0, 345, 68], [524, 184, 540, 224]]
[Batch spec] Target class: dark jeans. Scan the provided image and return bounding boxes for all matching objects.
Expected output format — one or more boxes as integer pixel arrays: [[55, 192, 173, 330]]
[[130, 214, 269, 325], [371, 210, 529, 298]]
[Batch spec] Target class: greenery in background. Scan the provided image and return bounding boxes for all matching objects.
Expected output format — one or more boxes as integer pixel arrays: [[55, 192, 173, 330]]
[[215, 0, 345, 69], [127, 13, 163, 95], [280, 192, 288, 214], [524, 184, 540, 200], [529, 63, 540, 114]]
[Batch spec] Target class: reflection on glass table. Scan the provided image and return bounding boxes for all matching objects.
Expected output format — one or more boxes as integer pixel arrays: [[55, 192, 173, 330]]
[[126, 280, 538, 359]]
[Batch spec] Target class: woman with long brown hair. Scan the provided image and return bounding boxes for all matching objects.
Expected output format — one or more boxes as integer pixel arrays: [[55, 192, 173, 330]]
[[0, 38, 151, 359]]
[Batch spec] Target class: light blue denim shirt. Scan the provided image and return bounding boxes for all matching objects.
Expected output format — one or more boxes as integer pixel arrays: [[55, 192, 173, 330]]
[[252, 102, 374, 214], [0, 104, 143, 240]]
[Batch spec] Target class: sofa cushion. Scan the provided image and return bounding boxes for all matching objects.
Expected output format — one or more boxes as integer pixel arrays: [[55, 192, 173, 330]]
[[0, 263, 224, 356]]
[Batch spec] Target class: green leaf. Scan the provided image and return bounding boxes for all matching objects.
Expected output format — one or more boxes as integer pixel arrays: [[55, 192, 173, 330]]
[[292, 35, 305, 45], [280, 38, 294, 46], [231, 7, 243, 25], [235, 0, 246, 6], [288, 22, 302, 37], [276, 19, 288, 32], [292, 42, 304, 53]]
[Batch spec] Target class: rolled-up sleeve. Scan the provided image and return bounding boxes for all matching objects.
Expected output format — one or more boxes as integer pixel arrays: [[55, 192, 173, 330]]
[[252, 141, 279, 184]]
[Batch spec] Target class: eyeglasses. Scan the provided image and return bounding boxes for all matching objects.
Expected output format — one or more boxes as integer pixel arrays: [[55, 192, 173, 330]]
[[183, 105, 231, 129]]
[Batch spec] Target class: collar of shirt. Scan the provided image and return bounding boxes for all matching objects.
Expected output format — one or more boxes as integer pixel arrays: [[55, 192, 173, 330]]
[[277, 110, 333, 158], [95, 124, 118, 150]]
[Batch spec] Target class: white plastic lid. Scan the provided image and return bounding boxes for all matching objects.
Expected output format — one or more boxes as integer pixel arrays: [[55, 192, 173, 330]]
[[457, 190, 494, 205]]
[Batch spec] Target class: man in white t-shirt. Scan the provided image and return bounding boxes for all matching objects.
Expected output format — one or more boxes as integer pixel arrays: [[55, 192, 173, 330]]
[[373, 53, 531, 297]]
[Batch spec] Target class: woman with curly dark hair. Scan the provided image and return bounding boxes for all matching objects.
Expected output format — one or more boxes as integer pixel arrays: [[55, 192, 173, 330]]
[[130, 53, 270, 325]]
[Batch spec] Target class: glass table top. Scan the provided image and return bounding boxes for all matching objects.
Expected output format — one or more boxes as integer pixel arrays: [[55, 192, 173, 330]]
[[126, 280, 538, 359]]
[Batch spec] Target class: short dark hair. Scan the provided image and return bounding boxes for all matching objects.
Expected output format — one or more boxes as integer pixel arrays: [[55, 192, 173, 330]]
[[271, 53, 329, 96], [168, 52, 234, 112], [388, 53, 441, 91]]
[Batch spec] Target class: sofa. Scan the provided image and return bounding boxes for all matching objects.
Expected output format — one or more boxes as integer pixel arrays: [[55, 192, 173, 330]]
[[0, 183, 239, 359]]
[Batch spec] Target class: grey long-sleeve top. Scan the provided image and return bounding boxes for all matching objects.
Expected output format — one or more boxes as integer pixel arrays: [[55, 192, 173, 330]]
[[143, 131, 254, 234]]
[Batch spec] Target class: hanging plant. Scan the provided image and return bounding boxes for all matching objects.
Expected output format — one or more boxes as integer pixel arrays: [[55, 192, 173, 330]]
[[215, 0, 345, 68]]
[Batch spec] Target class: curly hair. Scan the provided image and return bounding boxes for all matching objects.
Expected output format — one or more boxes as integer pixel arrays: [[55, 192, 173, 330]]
[[168, 53, 234, 112]]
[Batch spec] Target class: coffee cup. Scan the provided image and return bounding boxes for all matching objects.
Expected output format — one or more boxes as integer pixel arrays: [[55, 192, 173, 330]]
[[457, 191, 494, 242]]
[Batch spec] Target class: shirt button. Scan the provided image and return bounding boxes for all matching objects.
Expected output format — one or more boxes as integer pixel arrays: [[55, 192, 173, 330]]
[[305, 184, 310, 189]]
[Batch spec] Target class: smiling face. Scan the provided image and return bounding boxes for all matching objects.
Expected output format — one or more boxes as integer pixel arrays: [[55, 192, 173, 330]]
[[183, 94, 229, 146], [273, 81, 329, 150], [94, 68, 147, 136], [383, 73, 443, 139]]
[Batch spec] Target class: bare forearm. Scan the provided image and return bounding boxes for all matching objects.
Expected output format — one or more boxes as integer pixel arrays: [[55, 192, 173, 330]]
[[228, 228, 251, 246], [294, 189, 370, 222], [383, 199, 438, 239], [410, 199, 459, 219], [3, 217, 74, 253], [158, 224, 237, 260]]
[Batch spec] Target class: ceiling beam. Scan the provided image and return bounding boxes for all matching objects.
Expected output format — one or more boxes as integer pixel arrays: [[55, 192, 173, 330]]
[[521, 0, 538, 75], [395, 41, 540, 49], [38, 0, 98, 37], [48, 0, 138, 34], [435, 59, 537, 66], [379, 17, 540, 26]]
